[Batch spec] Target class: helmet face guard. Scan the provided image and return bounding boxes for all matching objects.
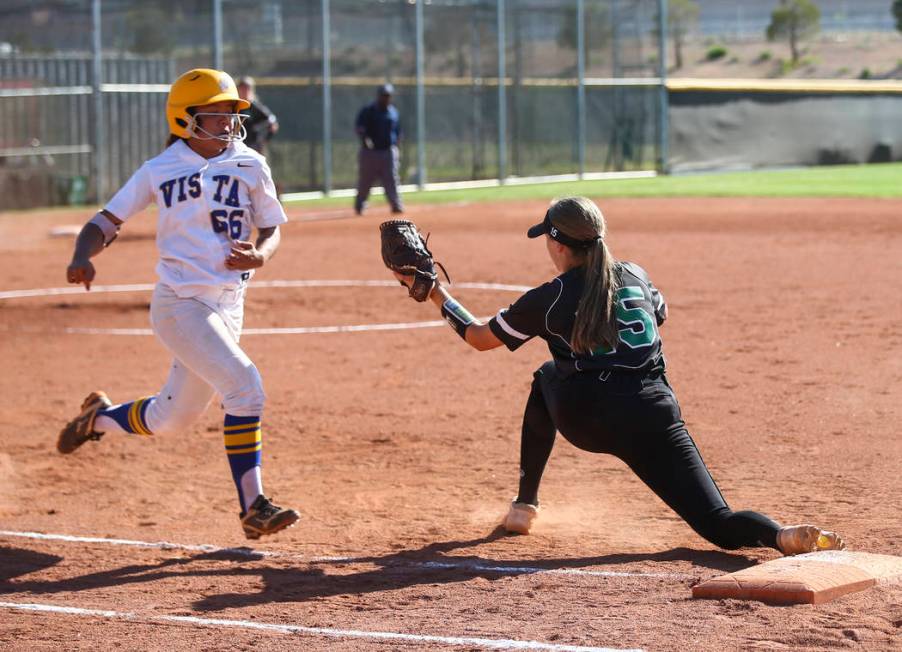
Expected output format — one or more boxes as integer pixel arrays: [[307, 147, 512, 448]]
[[166, 68, 250, 140], [186, 111, 248, 143]]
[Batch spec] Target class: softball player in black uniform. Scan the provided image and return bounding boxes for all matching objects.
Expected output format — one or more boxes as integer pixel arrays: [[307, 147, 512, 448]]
[[400, 196, 844, 556]]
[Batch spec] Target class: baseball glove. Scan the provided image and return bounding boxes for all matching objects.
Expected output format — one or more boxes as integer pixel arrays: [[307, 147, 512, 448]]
[[379, 219, 449, 302]]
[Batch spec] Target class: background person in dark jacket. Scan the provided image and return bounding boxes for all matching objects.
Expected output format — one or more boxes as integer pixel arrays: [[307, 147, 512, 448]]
[[354, 83, 403, 216], [237, 76, 279, 158]]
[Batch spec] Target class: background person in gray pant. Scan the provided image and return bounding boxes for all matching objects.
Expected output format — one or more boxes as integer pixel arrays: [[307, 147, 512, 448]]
[[354, 84, 404, 216]]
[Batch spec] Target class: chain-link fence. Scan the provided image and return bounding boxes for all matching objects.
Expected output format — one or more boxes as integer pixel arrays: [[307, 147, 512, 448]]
[[0, 0, 666, 208], [691, 0, 894, 38]]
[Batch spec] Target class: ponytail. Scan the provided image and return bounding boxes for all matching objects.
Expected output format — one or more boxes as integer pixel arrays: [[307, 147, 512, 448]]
[[542, 196, 619, 355], [571, 238, 619, 355]]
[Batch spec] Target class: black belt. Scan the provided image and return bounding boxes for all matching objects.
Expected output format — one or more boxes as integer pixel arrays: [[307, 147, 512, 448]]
[[598, 366, 664, 382]]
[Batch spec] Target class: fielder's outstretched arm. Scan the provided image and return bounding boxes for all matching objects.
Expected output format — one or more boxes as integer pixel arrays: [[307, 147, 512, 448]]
[[390, 271, 503, 351], [428, 281, 504, 351]]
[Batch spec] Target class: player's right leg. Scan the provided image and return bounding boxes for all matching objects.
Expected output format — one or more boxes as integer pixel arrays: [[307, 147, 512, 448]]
[[503, 364, 557, 535], [355, 149, 377, 215], [56, 391, 114, 454], [383, 146, 404, 214], [58, 355, 216, 454], [610, 379, 844, 553]]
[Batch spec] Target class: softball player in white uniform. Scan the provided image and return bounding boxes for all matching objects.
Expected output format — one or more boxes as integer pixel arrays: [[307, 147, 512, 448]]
[[59, 69, 299, 540]]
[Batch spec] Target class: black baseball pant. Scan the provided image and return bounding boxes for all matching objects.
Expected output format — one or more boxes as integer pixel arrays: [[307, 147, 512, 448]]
[[516, 361, 781, 550]]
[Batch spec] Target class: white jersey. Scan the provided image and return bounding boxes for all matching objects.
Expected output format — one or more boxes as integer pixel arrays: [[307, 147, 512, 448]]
[[105, 139, 287, 298]]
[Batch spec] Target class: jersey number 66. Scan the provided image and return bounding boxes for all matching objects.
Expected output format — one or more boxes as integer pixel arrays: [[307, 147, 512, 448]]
[[210, 209, 244, 240]]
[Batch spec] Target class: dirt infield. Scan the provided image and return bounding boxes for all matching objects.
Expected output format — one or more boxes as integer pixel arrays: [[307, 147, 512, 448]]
[[1, 197, 900, 651]]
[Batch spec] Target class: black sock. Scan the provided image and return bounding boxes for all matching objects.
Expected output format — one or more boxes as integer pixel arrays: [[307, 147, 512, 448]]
[[516, 376, 556, 506]]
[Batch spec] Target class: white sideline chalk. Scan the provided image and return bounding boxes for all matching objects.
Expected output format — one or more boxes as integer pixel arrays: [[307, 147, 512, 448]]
[[0, 279, 528, 336], [0, 279, 531, 301], [0, 530, 689, 580], [0, 601, 643, 652]]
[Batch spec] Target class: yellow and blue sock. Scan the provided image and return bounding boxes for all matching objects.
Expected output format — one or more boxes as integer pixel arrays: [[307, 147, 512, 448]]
[[224, 414, 263, 513], [94, 396, 155, 435]]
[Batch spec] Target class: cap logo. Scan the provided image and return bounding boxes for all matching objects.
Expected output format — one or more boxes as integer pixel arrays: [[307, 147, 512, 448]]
[[218, 75, 230, 92], [550, 227, 558, 237]]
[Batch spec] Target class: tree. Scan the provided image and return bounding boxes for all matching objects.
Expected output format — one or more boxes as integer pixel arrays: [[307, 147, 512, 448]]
[[766, 0, 820, 65], [557, 3, 610, 71], [124, 3, 177, 55], [669, 0, 699, 70], [893, 0, 902, 33]]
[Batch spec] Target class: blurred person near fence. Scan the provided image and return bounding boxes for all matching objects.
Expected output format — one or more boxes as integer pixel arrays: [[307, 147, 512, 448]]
[[354, 83, 403, 216], [237, 76, 279, 157]]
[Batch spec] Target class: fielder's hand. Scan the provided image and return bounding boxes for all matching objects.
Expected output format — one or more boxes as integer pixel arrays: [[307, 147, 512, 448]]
[[225, 240, 264, 270], [67, 258, 96, 291]]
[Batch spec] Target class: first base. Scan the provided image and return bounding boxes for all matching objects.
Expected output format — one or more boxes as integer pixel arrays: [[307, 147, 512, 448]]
[[692, 551, 902, 605]]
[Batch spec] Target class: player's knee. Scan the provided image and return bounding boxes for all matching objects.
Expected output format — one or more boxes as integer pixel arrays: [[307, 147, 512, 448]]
[[221, 365, 266, 415], [146, 399, 208, 436]]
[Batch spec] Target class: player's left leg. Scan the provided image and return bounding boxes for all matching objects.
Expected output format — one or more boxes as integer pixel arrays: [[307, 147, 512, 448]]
[[148, 287, 298, 538], [621, 420, 782, 550], [608, 377, 784, 550]]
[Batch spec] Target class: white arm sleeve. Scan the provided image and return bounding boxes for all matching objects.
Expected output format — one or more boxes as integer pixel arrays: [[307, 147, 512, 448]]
[[88, 212, 120, 245], [250, 161, 287, 228], [104, 163, 154, 223]]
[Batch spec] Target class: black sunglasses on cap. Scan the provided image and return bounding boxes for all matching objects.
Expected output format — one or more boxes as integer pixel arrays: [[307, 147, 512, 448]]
[[526, 210, 601, 249]]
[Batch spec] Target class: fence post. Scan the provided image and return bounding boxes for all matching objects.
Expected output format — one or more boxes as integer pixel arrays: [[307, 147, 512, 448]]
[[657, 0, 669, 174], [496, 0, 506, 184], [415, 0, 426, 188], [322, 0, 332, 194], [212, 0, 223, 70], [577, 0, 586, 179], [91, 0, 104, 203]]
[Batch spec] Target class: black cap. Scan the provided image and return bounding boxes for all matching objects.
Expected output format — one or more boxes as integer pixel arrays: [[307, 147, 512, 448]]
[[527, 210, 601, 249], [378, 83, 394, 96]]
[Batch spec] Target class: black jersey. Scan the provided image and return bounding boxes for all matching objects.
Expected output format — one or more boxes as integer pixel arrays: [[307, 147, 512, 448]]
[[488, 262, 668, 377]]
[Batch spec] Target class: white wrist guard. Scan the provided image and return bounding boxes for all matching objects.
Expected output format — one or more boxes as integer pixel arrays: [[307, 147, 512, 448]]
[[89, 212, 120, 246]]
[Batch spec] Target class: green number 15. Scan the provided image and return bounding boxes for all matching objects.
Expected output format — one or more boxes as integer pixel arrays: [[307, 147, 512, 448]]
[[593, 286, 658, 354]]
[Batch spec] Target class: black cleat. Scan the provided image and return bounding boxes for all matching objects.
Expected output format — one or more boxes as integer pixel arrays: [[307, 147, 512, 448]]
[[240, 494, 300, 540]]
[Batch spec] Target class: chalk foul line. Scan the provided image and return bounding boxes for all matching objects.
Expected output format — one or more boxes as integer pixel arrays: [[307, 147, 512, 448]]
[[0, 279, 532, 301], [0, 601, 642, 652], [0, 530, 688, 580], [0, 279, 526, 336]]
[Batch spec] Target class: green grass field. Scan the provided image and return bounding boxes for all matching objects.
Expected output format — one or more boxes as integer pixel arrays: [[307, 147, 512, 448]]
[[284, 163, 902, 210]]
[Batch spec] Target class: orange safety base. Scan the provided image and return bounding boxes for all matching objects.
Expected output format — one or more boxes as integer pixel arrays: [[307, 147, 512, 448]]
[[692, 551, 902, 605]]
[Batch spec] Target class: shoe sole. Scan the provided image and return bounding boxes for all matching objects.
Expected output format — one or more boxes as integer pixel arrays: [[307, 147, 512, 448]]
[[503, 507, 538, 535], [778, 525, 846, 555], [243, 510, 301, 540], [57, 391, 111, 454]]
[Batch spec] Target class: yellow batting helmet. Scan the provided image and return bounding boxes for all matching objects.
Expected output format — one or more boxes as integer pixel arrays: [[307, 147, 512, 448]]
[[166, 68, 250, 139]]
